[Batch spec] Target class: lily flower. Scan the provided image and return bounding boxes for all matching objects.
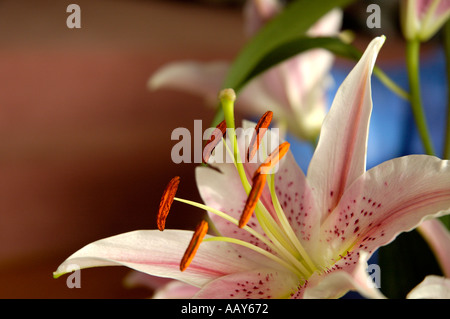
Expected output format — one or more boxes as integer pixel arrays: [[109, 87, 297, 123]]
[[400, 0, 450, 41], [149, 0, 342, 141], [54, 36, 450, 298]]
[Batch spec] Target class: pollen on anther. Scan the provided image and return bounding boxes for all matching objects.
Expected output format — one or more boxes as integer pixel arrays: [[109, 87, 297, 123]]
[[255, 142, 290, 176], [157, 176, 180, 231], [239, 173, 267, 228], [180, 220, 209, 271], [203, 120, 227, 163], [247, 111, 273, 162]]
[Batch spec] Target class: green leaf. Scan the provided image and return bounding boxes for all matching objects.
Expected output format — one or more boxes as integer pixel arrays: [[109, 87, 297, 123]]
[[236, 36, 360, 92], [211, 0, 357, 126], [222, 0, 356, 92], [212, 35, 409, 126]]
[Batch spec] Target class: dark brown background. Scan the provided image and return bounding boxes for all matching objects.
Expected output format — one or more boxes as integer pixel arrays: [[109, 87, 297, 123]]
[[0, 0, 245, 298]]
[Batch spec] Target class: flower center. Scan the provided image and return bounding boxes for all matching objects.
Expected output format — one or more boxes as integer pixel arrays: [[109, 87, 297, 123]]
[[156, 89, 322, 284]]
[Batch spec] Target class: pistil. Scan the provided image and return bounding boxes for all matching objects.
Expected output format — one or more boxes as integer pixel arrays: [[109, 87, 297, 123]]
[[173, 89, 317, 280]]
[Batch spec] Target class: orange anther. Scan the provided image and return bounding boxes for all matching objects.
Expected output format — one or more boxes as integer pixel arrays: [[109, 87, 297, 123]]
[[255, 141, 290, 176], [247, 111, 273, 162], [239, 173, 267, 228], [157, 176, 180, 231], [180, 220, 209, 271], [203, 120, 227, 163]]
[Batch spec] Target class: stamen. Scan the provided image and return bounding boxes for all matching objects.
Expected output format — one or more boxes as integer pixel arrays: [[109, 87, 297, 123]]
[[239, 172, 267, 228], [180, 220, 209, 271], [247, 111, 273, 162], [268, 173, 317, 273], [203, 120, 227, 164], [239, 142, 290, 228], [157, 176, 180, 231], [174, 197, 298, 264], [255, 141, 290, 176]]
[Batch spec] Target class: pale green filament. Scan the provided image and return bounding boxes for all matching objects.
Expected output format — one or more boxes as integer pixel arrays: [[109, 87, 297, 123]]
[[211, 89, 314, 279], [203, 236, 304, 279], [220, 102, 303, 260], [268, 173, 317, 273], [252, 213, 311, 276], [174, 197, 286, 259], [174, 197, 309, 277], [223, 134, 251, 192]]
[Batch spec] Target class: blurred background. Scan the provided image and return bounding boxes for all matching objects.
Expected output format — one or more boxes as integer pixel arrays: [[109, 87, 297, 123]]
[[0, 0, 247, 298], [0, 0, 446, 298]]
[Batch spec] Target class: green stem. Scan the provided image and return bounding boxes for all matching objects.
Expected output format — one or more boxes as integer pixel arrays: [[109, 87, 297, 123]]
[[441, 20, 450, 230], [373, 67, 410, 101], [211, 106, 224, 128], [443, 20, 450, 160], [405, 39, 435, 156]]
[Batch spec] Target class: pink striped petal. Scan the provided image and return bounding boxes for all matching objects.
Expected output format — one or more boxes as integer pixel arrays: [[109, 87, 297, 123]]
[[124, 272, 200, 298], [299, 251, 384, 299], [272, 151, 320, 256], [152, 280, 201, 299], [416, 0, 450, 19], [243, 0, 282, 37], [418, 219, 450, 277], [192, 268, 299, 299], [417, 0, 450, 39], [435, 0, 450, 16], [319, 155, 450, 264], [54, 229, 259, 287], [197, 123, 283, 258], [307, 36, 385, 220], [283, 9, 342, 103], [196, 164, 271, 253], [401, 0, 450, 40]]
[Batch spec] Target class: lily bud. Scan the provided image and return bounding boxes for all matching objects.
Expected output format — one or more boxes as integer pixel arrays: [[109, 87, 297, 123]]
[[400, 0, 450, 41]]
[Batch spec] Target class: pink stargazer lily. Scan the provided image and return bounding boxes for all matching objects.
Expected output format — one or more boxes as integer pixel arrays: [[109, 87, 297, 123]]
[[54, 36, 450, 299], [400, 0, 450, 41], [149, 0, 342, 141]]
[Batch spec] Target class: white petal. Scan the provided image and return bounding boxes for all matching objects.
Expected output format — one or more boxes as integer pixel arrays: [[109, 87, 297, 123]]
[[418, 219, 450, 277], [407, 275, 450, 299], [319, 155, 450, 262], [302, 251, 385, 299], [152, 280, 200, 299], [193, 268, 299, 299], [148, 61, 229, 105], [54, 229, 258, 287], [307, 36, 385, 221]]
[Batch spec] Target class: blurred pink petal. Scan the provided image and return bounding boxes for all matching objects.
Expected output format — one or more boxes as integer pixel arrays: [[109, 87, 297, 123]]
[[418, 219, 450, 277], [407, 275, 450, 298], [149, 1, 342, 141]]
